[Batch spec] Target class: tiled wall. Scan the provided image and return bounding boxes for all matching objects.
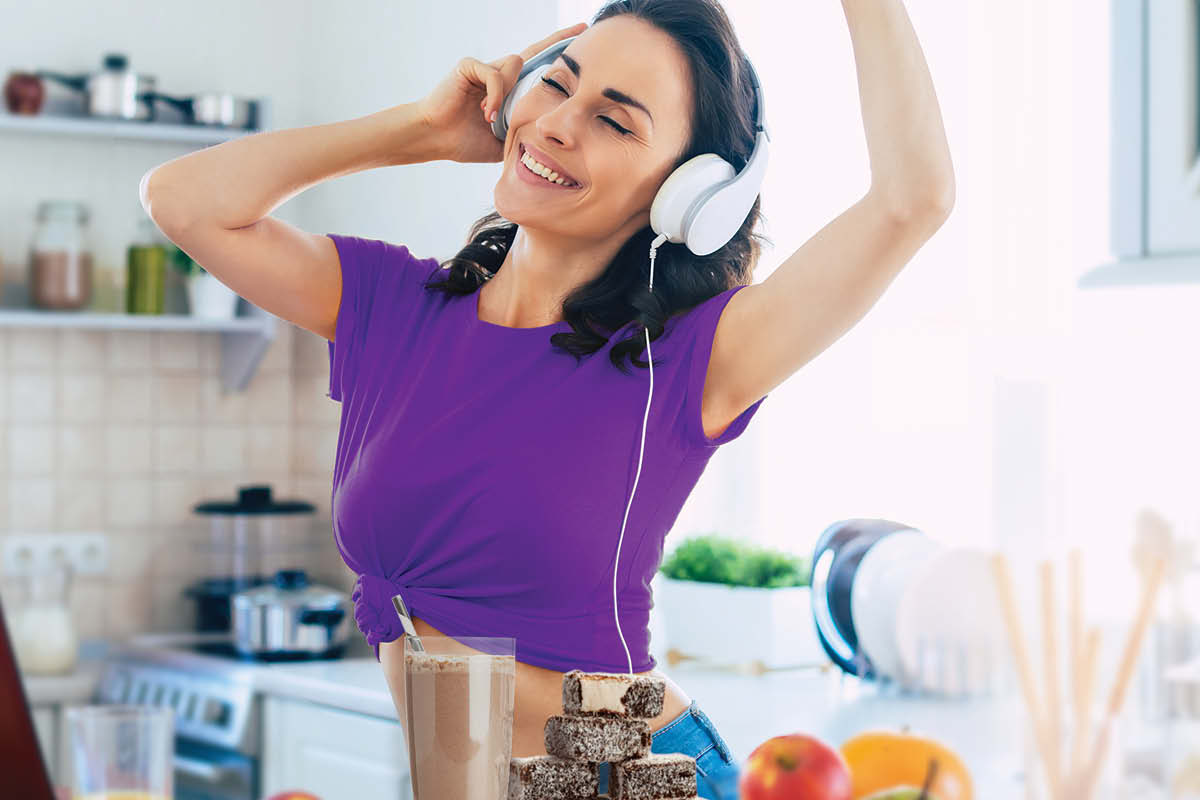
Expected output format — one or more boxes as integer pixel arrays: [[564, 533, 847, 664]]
[[0, 319, 352, 642]]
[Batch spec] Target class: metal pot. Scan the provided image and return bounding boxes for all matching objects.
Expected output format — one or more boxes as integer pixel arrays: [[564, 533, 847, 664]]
[[37, 52, 156, 121], [231, 569, 351, 659], [144, 90, 261, 129]]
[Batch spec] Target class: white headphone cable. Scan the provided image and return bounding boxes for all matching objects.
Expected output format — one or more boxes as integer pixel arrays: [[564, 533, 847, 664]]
[[612, 232, 670, 676]]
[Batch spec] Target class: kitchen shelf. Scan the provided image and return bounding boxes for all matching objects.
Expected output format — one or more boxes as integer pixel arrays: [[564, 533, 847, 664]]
[[0, 305, 278, 391], [0, 109, 265, 146], [1077, 255, 1200, 288]]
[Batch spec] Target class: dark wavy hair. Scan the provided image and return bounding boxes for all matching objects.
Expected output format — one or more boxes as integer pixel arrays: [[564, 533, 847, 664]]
[[423, 0, 771, 374]]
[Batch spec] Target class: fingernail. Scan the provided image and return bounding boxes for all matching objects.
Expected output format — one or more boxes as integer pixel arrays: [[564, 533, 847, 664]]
[[490, 110, 497, 123]]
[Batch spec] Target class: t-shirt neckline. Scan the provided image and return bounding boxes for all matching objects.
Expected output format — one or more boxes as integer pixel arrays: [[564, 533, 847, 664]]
[[470, 287, 572, 333]]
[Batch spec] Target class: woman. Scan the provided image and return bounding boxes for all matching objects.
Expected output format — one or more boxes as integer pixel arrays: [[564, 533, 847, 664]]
[[142, 0, 953, 797]]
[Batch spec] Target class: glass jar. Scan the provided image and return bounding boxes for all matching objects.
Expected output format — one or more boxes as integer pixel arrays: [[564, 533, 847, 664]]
[[10, 561, 78, 675], [29, 200, 93, 310], [127, 216, 167, 314]]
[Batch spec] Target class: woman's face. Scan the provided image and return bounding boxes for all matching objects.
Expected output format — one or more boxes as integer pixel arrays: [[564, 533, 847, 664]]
[[493, 16, 694, 244]]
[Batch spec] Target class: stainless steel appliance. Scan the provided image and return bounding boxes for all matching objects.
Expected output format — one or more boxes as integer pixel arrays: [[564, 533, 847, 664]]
[[231, 569, 351, 659], [186, 484, 319, 634], [95, 632, 362, 800]]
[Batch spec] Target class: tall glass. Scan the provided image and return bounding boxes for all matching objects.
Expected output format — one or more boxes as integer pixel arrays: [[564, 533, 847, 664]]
[[65, 705, 174, 800], [403, 636, 516, 800]]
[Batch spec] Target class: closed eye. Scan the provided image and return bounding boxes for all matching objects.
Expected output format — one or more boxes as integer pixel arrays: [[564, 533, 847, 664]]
[[540, 77, 632, 136]]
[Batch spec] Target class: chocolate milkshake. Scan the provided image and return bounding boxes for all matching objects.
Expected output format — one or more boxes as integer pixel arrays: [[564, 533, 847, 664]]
[[404, 649, 517, 800]]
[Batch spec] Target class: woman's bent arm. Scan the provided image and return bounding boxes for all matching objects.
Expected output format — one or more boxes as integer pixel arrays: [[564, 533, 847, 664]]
[[140, 102, 443, 341]]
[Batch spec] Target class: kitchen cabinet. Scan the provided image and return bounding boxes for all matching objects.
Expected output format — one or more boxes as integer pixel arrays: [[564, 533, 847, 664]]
[[261, 694, 411, 800]]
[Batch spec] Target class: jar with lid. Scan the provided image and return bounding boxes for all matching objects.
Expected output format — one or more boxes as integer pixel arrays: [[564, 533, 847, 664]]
[[29, 200, 93, 310], [127, 216, 167, 314]]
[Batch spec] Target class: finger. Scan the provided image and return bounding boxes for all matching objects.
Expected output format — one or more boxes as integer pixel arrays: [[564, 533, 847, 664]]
[[476, 62, 504, 123], [519, 21, 588, 63]]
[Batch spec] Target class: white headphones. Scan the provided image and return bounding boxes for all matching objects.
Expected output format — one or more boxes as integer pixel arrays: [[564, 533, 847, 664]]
[[491, 35, 769, 675], [492, 35, 770, 257]]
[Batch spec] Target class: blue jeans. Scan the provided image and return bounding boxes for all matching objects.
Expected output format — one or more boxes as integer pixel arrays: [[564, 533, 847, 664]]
[[597, 700, 741, 800]]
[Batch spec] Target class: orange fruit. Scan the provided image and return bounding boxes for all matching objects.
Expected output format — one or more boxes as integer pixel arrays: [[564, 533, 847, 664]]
[[839, 729, 972, 800]]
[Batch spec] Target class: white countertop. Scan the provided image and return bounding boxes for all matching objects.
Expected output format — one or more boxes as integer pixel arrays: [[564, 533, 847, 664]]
[[24, 637, 1167, 799]]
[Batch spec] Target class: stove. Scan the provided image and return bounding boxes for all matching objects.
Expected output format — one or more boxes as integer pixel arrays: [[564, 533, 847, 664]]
[[96, 632, 360, 800]]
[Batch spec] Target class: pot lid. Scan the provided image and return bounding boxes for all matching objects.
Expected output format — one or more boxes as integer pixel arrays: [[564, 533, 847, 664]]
[[193, 484, 315, 515], [232, 569, 347, 609]]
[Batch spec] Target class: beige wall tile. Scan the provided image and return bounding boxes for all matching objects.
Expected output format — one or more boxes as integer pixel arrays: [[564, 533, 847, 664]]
[[106, 425, 153, 474], [7, 478, 55, 530], [247, 424, 290, 473], [70, 577, 109, 641], [153, 477, 205, 526], [107, 331, 152, 370], [200, 377, 248, 423], [247, 371, 291, 424], [291, 425, 337, 476], [154, 426, 199, 473], [292, 326, 330, 375], [55, 478, 106, 530], [105, 478, 154, 529], [58, 426, 106, 475], [200, 425, 246, 473], [8, 424, 55, 475], [292, 373, 338, 423], [107, 374, 153, 421], [105, 578, 155, 640], [259, 323, 294, 372], [155, 375, 201, 423], [58, 330, 108, 370], [292, 476, 333, 519], [59, 373, 108, 422], [7, 372, 55, 422], [198, 334, 220, 372], [7, 330, 57, 369], [149, 577, 192, 632], [153, 332, 200, 371]]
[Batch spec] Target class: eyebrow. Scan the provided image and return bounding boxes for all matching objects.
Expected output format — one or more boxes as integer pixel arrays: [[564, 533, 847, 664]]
[[558, 52, 654, 126]]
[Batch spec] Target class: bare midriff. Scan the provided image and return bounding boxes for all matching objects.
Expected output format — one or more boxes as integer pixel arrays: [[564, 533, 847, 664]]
[[378, 615, 693, 758]]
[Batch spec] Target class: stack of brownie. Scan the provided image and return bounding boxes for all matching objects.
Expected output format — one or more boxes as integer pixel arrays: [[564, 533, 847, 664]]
[[509, 670, 699, 800]]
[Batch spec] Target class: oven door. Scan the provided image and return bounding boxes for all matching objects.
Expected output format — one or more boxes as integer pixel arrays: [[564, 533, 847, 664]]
[[174, 739, 256, 800]]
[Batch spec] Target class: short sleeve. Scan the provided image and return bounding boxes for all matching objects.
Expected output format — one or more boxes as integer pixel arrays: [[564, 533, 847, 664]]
[[325, 233, 438, 403], [666, 284, 768, 451]]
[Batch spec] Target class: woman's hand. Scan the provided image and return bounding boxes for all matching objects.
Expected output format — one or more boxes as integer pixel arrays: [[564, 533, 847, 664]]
[[414, 21, 588, 165]]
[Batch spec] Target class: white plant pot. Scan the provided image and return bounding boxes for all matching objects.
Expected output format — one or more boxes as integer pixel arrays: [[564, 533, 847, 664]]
[[186, 271, 239, 319], [653, 574, 827, 669]]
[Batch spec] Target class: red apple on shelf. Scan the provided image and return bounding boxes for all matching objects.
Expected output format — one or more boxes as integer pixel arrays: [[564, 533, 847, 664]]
[[740, 732, 854, 800], [3, 71, 45, 115]]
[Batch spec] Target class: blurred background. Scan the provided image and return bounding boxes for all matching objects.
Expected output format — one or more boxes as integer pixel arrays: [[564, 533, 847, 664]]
[[2, 0, 1198, 798]]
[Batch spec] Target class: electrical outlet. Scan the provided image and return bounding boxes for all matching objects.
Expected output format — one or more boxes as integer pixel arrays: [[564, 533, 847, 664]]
[[2, 533, 109, 577]]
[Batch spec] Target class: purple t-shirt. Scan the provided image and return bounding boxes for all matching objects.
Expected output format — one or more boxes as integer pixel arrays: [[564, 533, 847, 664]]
[[325, 233, 767, 671]]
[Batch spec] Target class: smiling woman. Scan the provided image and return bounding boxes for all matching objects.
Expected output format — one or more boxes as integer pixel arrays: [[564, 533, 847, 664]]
[[428, 1, 772, 373]]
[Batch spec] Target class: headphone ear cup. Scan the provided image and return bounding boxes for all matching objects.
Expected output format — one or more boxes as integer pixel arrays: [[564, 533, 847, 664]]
[[491, 64, 550, 142], [649, 154, 735, 253]]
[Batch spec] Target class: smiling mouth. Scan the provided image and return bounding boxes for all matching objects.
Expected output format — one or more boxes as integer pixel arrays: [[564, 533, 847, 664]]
[[518, 143, 583, 189]]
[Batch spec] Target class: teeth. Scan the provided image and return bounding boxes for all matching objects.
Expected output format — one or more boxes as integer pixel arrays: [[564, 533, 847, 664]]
[[521, 148, 579, 187]]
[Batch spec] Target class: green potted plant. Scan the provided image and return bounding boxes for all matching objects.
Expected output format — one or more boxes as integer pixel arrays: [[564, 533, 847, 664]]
[[169, 244, 238, 319], [654, 534, 825, 670]]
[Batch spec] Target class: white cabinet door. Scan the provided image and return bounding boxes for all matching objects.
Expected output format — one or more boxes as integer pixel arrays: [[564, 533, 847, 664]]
[[261, 696, 411, 800]]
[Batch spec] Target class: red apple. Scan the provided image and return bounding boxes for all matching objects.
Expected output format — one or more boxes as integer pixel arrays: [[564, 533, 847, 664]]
[[740, 733, 853, 800]]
